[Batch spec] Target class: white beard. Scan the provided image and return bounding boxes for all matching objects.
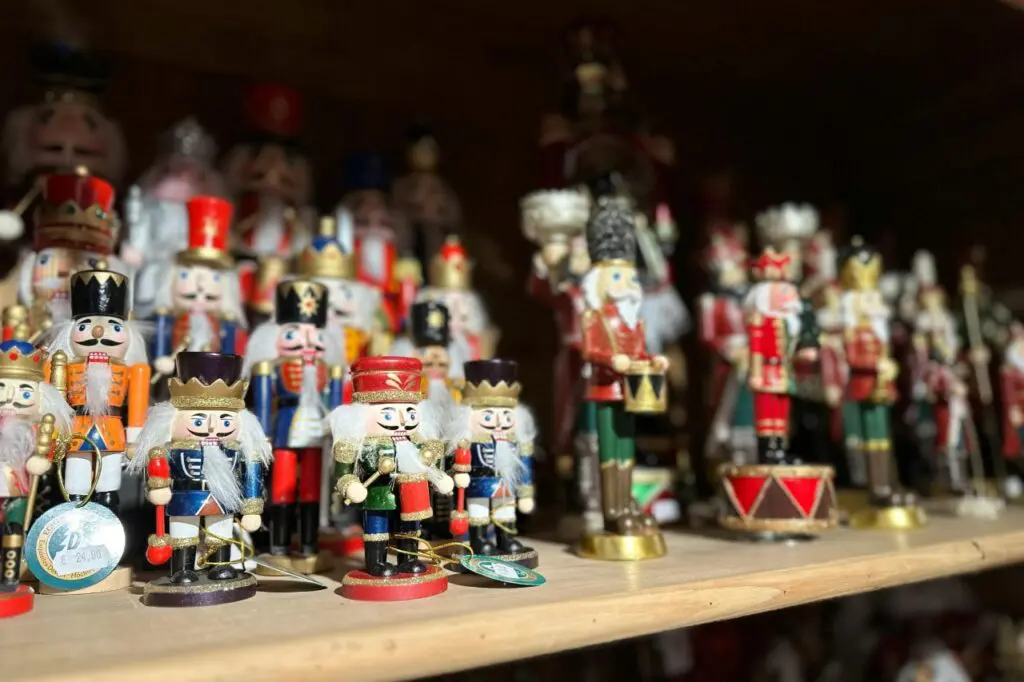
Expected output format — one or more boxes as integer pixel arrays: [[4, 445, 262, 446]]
[[201, 439, 243, 513], [298, 361, 325, 420], [0, 416, 35, 494], [252, 196, 286, 255], [188, 311, 215, 352], [640, 288, 689, 354], [360, 234, 388, 282], [86, 360, 113, 417], [493, 438, 527, 490], [614, 296, 642, 330], [394, 434, 447, 487]]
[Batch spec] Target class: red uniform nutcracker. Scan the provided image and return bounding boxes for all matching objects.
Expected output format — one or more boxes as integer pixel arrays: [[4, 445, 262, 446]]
[[222, 83, 313, 321]]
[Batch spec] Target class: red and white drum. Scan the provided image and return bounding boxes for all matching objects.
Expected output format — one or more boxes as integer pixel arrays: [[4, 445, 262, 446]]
[[718, 463, 839, 535]]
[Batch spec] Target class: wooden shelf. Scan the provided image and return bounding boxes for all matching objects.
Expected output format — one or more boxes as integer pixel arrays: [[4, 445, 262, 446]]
[[8, 508, 1024, 682]]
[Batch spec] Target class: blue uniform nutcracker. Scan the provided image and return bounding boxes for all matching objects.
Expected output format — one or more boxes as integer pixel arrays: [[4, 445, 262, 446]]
[[129, 351, 272, 607], [245, 280, 343, 572], [448, 359, 537, 567]]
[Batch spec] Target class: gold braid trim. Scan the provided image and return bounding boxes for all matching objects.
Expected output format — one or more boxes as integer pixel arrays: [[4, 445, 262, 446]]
[[170, 536, 200, 549], [240, 498, 264, 515], [170, 396, 246, 410], [452, 463, 471, 473], [146, 476, 171, 490], [362, 532, 390, 542], [203, 535, 227, 551], [395, 473, 427, 483], [148, 446, 168, 461], [517, 484, 536, 499], [419, 439, 444, 466], [333, 440, 358, 464], [352, 389, 424, 403], [469, 516, 490, 527], [147, 534, 170, 549], [400, 509, 433, 521]]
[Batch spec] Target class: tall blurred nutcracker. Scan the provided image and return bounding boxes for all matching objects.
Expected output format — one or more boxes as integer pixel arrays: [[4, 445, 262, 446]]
[[577, 197, 669, 559], [0, 338, 73, 616], [838, 238, 925, 528], [223, 83, 314, 320], [46, 266, 150, 516], [699, 229, 754, 466], [717, 247, 838, 535], [0, 44, 126, 245], [338, 153, 417, 334], [327, 356, 454, 601], [755, 204, 818, 279], [1002, 323, 1024, 487], [129, 352, 271, 607], [150, 196, 247, 379], [447, 359, 537, 566], [296, 216, 381, 368], [416, 236, 497, 361], [16, 170, 121, 338], [392, 124, 462, 270], [521, 189, 593, 524], [244, 280, 343, 572], [123, 118, 226, 317]]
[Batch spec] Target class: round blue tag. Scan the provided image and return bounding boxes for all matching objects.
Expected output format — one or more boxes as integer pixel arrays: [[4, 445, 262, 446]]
[[26, 501, 125, 591], [459, 555, 546, 586]]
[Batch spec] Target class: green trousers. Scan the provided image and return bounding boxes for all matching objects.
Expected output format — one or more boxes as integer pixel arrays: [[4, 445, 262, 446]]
[[843, 401, 891, 450], [596, 401, 636, 465]]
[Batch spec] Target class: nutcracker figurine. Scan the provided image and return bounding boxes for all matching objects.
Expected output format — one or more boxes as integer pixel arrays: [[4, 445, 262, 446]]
[[699, 229, 755, 467], [392, 124, 462, 270], [245, 280, 344, 572], [150, 196, 247, 379], [447, 359, 538, 567], [717, 247, 838, 536], [0, 44, 126, 243], [389, 300, 467, 403], [128, 352, 271, 607], [521, 189, 593, 527], [416, 236, 496, 361], [838, 238, 926, 529], [123, 118, 226, 317], [754, 203, 819, 280], [577, 196, 669, 560], [296, 215, 381, 368], [223, 83, 314, 319], [0, 339, 73, 617], [339, 153, 417, 334], [15, 170, 121, 338], [327, 356, 454, 601], [1002, 323, 1024, 464]]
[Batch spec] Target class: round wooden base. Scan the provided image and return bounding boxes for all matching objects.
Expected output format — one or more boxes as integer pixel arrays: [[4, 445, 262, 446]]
[[341, 565, 448, 602], [577, 531, 667, 561], [0, 585, 34, 618], [253, 552, 334, 576], [318, 530, 364, 557], [143, 573, 257, 608], [40, 566, 133, 596], [850, 505, 928, 530]]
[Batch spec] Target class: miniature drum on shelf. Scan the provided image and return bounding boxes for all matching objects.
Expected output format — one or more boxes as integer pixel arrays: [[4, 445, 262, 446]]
[[718, 463, 839, 535], [0, 584, 34, 618], [622, 361, 667, 414]]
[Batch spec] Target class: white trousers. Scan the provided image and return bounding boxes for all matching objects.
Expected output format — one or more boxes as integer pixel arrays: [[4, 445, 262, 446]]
[[64, 451, 123, 495]]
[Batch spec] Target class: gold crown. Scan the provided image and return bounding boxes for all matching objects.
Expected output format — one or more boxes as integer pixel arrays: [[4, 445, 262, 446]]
[[0, 343, 47, 381], [70, 268, 127, 289], [429, 236, 472, 290], [839, 238, 882, 291], [169, 377, 249, 410], [297, 217, 354, 279], [462, 380, 522, 408]]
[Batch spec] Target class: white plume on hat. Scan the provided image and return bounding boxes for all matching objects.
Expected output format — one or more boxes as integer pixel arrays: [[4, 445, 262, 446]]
[[755, 203, 819, 248]]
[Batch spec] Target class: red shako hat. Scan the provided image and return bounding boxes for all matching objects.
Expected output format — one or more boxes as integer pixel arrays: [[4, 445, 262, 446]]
[[351, 356, 424, 404], [177, 196, 234, 269]]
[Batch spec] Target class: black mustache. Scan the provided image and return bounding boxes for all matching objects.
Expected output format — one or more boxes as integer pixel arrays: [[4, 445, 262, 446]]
[[182, 292, 220, 302], [187, 428, 233, 438], [77, 338, 124, 347]]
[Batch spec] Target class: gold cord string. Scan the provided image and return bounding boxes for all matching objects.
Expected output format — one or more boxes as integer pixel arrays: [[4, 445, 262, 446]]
[[54, 434, 104, 507], [490, 501, 518, 535], [195, 521, 255, 568], [388, 533, 472, 566]]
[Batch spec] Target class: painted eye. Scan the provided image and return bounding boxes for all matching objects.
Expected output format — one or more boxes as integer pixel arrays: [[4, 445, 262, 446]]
[[77, 323, 87, 332], [21, 391, 31, 400], [39, 254, 50, 265], [221, 419, 231, 429], [212, 273, 221, 282], [179, 271, 188, 280], [383, 413, 393, 421], [407, 410, 418, 421], [612, 272, 621, 281], [192, 418, 204, 428], [284, 330, 297, 341], [113, 324, 123, 333]]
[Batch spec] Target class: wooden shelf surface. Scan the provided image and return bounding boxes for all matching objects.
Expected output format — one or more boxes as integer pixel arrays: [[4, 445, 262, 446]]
[[7, 509, 1024, 682]]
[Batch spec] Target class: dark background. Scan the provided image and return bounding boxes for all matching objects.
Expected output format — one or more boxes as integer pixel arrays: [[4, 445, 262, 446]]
[[6, 0, 1024, 478]]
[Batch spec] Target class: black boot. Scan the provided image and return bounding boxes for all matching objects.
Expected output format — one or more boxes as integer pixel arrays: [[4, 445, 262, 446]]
[[170, 545, 200, 584], [206, 544, 239, 581], [363, 540, 397, 578], [297, 502, 319, 557], [92, 491, 120, 515], [0, 523, 23, 592], [495, 524, 524, 555], [67, 493, 86, 505], [469, 526, 496, 555], [267, 504, 291, 556], [757, 436, 773, 465], [396, 536, 427, 575]]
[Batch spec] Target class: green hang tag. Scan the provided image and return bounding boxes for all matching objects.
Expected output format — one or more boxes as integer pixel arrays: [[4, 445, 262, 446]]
[[459, 555, 546, 587]]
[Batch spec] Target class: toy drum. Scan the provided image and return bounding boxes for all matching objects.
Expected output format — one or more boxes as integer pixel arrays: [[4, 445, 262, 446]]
[[718, 463, 839, 536], [622, 361, 667, 414]]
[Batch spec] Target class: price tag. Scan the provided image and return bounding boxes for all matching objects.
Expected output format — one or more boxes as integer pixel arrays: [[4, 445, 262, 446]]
[[459, 555, 546, 587], [26, 502, 125, 591]]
